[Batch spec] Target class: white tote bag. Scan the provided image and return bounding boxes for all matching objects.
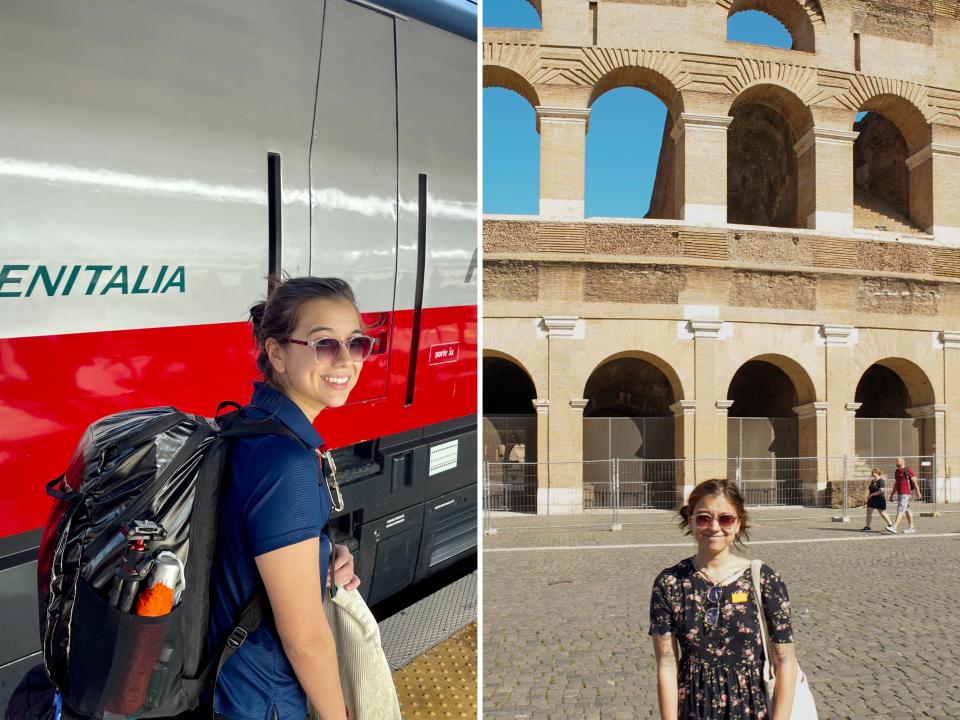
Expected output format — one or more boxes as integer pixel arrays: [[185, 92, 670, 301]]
[[750, 560, 818, 719]]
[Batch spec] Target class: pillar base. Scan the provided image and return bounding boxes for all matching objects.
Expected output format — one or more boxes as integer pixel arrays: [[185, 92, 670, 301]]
[[538, 487, 583, 515]]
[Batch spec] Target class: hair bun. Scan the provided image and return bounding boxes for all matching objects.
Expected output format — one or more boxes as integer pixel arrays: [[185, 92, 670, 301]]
[[249, 301, 267, 331]]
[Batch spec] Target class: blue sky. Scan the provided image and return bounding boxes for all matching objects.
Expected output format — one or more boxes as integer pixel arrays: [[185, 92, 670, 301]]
[[483, 4, 795, 216]]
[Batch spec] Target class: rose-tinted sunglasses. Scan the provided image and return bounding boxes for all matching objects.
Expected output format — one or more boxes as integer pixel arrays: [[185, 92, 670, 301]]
[[283, 335, 376, 363], [693, 513, 739, 530]]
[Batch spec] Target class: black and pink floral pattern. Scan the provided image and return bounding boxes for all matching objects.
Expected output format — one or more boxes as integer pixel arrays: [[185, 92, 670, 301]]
[[649, 559, 793, 719]]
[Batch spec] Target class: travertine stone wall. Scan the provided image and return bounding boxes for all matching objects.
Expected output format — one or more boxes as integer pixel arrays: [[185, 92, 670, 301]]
[[484, 0, 960, 238], [483, 0, 960, 509]]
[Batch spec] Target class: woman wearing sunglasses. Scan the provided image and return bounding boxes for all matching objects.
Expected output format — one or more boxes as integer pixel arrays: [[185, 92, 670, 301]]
[[649, 479, 798, 719], [206, 277, 375, 720]]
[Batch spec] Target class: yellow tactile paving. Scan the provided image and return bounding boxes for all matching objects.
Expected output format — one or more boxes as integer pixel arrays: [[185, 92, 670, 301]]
[[392, 623, 477, 718]]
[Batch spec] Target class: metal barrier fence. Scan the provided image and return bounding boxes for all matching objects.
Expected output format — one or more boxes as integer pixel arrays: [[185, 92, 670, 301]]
[[482, 455, 958, 532]]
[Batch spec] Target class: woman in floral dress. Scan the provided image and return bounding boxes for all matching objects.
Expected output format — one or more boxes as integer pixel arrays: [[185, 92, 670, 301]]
[[649, 479, 799, 719]]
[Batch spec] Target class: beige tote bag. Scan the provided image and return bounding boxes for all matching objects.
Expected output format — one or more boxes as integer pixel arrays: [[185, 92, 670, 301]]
[[308, 586, 403, 720], [750, 559, 818, 719]]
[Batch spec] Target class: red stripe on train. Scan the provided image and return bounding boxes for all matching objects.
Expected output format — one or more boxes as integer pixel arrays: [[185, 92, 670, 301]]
[[0, 305, 476, 538]]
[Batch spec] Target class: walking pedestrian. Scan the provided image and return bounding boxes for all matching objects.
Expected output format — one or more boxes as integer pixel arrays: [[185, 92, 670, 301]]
[[888, 457, 922, 534], [649, 479, 800, 719], [862, 467, 894, 533]]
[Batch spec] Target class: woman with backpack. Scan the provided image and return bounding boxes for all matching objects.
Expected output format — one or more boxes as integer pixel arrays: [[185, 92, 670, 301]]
[[649, 479, 803, 720], [207, 277, 373, 720]]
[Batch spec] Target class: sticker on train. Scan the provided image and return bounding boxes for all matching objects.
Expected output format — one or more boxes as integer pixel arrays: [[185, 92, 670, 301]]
[[428, 342, 460, 365]]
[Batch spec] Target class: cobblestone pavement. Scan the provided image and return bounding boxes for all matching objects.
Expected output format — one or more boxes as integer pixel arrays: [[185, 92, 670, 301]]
[[482, 513, 960, 719]]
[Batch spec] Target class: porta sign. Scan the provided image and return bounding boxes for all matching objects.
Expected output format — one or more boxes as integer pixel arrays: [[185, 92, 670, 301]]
[[428, 342, 459, 365]]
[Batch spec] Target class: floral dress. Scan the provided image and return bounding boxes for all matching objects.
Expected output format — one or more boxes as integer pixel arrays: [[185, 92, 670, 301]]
[[648, 558, 793, 719]]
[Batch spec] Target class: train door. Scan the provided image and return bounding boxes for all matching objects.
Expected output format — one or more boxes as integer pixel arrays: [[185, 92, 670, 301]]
[[310, 0, 398, 404]]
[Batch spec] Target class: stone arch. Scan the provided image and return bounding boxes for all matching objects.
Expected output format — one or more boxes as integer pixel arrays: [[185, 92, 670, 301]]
[[582, 350, 685, 406], [729, 82, 814, 140], [720, 0, 823, 52], [583, 63, 685, 220], [725, 355, 816, 502], [724, 353, 817, 412], [483, 64, 541, 110], [483, 352, 540, 473], [728, 83, 815, 228], [852, 357, 936, 462], [857, 93, 932, 157], [854, 357, 936, 408], [482, 349, 540, 400], [581, 352, 684, 508], [587, 65, 684, 121]]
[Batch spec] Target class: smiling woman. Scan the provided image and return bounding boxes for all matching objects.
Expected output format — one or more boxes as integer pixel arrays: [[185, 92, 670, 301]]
[[649, 479, 810, 720]]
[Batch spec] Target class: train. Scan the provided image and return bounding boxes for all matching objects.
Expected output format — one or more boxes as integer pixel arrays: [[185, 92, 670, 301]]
[[0, 0, 478, 702]]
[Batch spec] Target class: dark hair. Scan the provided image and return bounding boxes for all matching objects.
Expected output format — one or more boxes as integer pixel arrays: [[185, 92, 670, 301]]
[[678, 478, 751, 547], [250, 276, 358, 384]]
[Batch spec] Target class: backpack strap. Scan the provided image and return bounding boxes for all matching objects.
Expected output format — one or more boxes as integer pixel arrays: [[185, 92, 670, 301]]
[[196, 585, 270, 717]]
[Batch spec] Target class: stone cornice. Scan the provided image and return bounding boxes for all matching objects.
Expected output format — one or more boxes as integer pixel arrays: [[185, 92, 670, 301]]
[[570, 398, 589, 413], [794, 127, 860, 156], [941, 331, 960, 349], [670, 113, 734, 142], [715, 400, 735, 415], [532, 399, 550, 414], [906, 403, 947, 418], [906, 143, 960, 170], [820, 324, 857, 346], [687, 319, 724, 339], [542, 315, 580, 338], [670, 400, 697, 417], [535, 106, 590, 133], [844, 402, 862, 415], [792, 401, 829, 420]]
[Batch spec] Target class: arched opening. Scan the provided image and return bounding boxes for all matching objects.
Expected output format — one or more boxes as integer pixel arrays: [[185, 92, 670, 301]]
[[483, 0, 541, 29], [582, 356, 680, 510], [727, 84, 813, 229], [853, 96, 932, 235], [587, 67, 684, 221], [724, 0, 818, 52], [854, 361, 933, 469], [585, 87, 669, 219], [483, 67, 540, 215], [727, 359, 805, 504], [727, 9, 794, 49], [483, 356, 538, 512]]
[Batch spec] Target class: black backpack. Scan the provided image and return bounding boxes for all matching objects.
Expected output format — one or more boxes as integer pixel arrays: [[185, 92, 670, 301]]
[[37, 403, 299, 720]]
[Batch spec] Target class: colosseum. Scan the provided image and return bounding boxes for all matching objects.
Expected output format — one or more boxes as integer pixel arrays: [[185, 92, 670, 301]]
[[482, 0, 960, 515]]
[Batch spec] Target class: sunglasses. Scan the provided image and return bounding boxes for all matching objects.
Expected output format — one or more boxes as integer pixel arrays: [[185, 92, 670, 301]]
[[284, 335, 375, 363], [693, 513, 739, 530], [705, 585, 723, 627]]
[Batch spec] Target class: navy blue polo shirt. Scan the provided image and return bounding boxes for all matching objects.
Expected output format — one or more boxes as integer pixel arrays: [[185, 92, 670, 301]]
[[207, 382, 332, 720]]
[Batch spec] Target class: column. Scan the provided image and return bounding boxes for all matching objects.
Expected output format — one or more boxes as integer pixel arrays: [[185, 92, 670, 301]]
[[793, 401, 830, 505], [715, 400, 735, 489], [690, 320, 726, 464], [822, 324, 858, 501], [906, 141, 960, 244], [536, 106, 590, 218], [942, 331, 960, 503], [794, 127, 859, 231], [906, 403, 947, 504], [670, 400, 697, 504], [543, 315, 584, 513], [672, 114, 733, 225], [531, 399, 550, 514]]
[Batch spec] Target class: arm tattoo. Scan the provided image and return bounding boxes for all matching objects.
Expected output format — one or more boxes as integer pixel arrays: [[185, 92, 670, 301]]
[[653, 636, 677, 666], [773, 643, 796, 663]]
